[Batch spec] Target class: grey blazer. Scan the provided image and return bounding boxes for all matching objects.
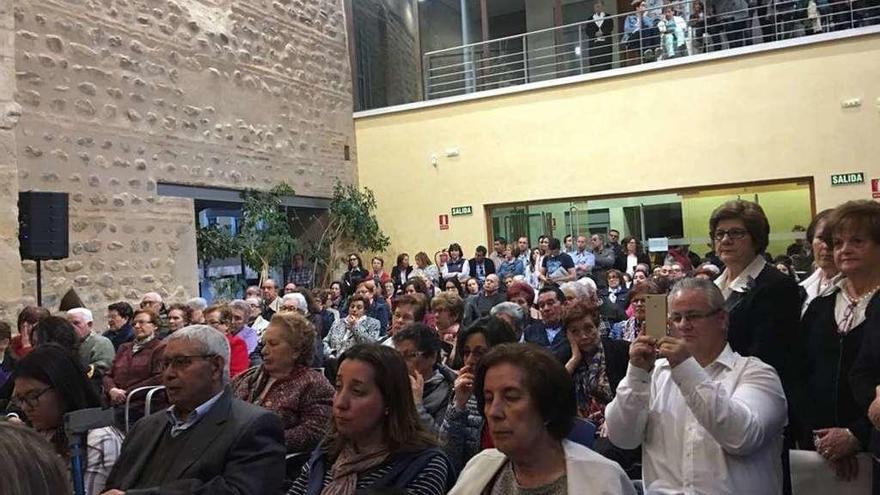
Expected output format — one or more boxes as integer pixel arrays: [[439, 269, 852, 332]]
[[104, 388, 286, 495]]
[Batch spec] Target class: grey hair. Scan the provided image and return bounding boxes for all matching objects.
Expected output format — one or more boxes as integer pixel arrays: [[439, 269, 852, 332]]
[[490, 301, 524, 321], [668, 277, 726, 312], [281, 293, 308, 314], [560, 281, 589, 300], [165, 324, 231, 384], [229, 299, 251, 316], [186, 297, 208, 310]]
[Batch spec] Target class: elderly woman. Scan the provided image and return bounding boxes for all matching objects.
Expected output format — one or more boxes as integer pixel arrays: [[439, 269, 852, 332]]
[[232, 312, 333, 453], [449, 344, 635, 494], [431, 291, 464, 346], [563, 301, 629, 425], [165, 303, 192, 334], [490, 302, 525, 341], [103, 309, 166, 416], [440, 317, 518, 472], [710, 199, 801, 377], [287, 344, 454, 494], [204, 305, 250, 378], [800, 209, 839, 315], [792, 200, 880, 481], [392, 324, 456, 432], [611, 281, 662, 341], [12, 344, 123, 495], [323, 295, 380, 358], [506, 281, 540, 327]]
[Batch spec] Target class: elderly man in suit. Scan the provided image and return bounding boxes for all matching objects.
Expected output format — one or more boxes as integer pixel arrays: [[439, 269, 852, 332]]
[[523, 286, 572, 364], [101, 325, 285, 495]]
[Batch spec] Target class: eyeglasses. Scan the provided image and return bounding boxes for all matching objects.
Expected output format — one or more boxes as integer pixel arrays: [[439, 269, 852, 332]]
[[11, 387, 52, 410], [159, 354, 215, 371], [711, 228, 749, 241], [668, 309, 721, 324]]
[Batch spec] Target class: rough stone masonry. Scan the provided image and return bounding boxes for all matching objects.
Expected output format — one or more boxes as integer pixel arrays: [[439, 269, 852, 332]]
[[4, 0, 355, 327]]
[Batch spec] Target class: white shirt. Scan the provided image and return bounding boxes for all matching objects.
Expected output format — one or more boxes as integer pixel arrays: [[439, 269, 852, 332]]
[[605, 345, 788, 495], [799, 269, 838, 316], [715, 256, 766, 300]]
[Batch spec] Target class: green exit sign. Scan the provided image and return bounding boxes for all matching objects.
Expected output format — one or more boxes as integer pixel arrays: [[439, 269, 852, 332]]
[[451, 206, 473, 216], [831, 172, 864, 186]]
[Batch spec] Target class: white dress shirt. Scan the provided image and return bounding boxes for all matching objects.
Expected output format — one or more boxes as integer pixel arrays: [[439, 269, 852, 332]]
[[799, 269, 839, 316], [605, 345, 788, 495], [715, 255, 766, 300]]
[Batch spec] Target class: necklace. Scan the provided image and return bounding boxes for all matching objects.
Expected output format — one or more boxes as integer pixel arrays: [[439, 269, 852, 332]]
[[845, 280, 880, 303]]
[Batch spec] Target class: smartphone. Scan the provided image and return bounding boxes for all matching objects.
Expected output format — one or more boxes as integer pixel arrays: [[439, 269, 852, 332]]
[[644, 294, 668, 339]]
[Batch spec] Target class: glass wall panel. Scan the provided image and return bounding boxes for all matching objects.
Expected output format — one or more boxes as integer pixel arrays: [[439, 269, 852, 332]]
[[487, 180, 813, 261]]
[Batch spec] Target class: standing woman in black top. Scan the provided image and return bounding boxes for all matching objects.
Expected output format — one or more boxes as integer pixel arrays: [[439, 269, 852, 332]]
[[342, 253, 369, 297], [793, 200, 880, 480]]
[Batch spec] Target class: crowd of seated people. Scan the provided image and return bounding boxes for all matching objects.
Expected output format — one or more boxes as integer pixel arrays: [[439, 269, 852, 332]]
[[2, 198, 880, 494]]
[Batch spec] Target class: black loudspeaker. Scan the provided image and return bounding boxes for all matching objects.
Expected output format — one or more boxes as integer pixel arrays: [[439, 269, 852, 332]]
[[19, 191, 69, 260]]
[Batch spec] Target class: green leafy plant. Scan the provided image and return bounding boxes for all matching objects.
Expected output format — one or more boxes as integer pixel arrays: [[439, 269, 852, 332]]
[[237, 184, 298, 283], [307, 181, 391, 286], [196, 224, 238, 265]]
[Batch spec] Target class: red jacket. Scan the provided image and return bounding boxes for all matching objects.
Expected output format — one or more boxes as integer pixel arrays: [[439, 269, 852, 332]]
[[227, 333, 249, 378], [103, 338, 165, 396]]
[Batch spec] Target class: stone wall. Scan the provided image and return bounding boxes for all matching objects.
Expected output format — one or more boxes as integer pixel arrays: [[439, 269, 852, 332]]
[[0, 1, 22, 324], [12, 0, 355, 327]]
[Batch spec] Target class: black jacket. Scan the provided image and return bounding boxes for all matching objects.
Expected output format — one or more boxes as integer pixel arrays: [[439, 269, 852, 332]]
[[725, 263, 800, 382], [614, 252, 651, 274], [789, 291, 877, 450], [105, 389, 286, 494], [602, 337, 630, 393], [390, 265, 413, 289], [523, 321, 572, 365], [849, 292, 880, 410], [467, 258, 496, 278]]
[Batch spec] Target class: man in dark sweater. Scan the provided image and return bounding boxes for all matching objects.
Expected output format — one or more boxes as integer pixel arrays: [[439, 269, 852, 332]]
[[463, 274, 506, 326], [103, 325, 285, 495]]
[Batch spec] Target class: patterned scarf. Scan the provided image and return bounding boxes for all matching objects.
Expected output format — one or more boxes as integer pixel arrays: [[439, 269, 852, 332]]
[[572, 341, 613, 427], [323, 443, 390, 495]]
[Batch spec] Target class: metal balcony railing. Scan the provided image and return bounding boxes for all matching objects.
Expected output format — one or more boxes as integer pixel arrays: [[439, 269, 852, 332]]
[[423, 0, 879, 100]]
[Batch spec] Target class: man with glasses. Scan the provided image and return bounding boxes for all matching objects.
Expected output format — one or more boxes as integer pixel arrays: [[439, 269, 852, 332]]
[[605, 278, 787, 494], [140, 292, 171, 336], [260, 279, 281, 321], [104, 325, 286, 494]]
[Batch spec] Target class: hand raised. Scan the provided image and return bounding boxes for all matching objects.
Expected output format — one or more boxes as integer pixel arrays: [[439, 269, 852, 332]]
[[629, 333, 658, 371]]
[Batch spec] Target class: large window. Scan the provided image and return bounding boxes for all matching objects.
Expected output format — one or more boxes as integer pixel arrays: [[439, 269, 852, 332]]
[[488, 179, 814, 259]]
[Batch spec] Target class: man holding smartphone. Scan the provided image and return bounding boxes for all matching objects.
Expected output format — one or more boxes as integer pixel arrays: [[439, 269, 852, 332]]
[[605, 278, 788, 494]]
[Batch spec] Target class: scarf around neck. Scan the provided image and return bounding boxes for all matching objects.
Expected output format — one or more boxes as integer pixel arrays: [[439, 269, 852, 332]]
[[323, 442, 390, 495], [573, 341, 613, 426]]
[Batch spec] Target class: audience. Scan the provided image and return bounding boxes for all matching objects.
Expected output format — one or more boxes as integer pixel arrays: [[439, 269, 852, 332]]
[[233, 312, 333, 453], [102, 309, 166, 421], [393, 323, 456, 432], [523, 286, 572, 364], [288, 344, 455, 494], [0, 197, 873, 494], [710, 200, 800, 380], [791, 200, 880, 480], [441, 317, 518, 472], [323, 295, 380, 358], [0, 422, 73, 495], [103, 325, 286, 494], [165, 302, 192, 334], [800, 208, 839, 315], [67, 308, 116, 378], [450, 343, 635, 494], [103, 302, 134, 351], [204, 305, 250, 378], [13, 344, 123, 495], [606, 278, 788, 493]]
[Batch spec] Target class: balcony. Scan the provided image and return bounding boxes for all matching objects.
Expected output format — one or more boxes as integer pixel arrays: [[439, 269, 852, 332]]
[[418, 0, 879, 103]]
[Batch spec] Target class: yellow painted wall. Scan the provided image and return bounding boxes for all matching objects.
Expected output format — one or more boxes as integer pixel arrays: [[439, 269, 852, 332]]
[[355, 33, 880, 257]]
